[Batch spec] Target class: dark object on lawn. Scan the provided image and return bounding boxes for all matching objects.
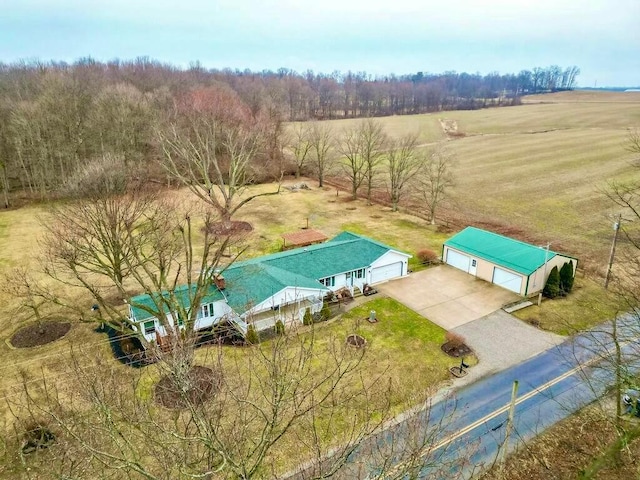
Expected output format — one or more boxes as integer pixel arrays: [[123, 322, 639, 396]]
[[450, 357, 470, 378], [202, 220, 253, 237], [91, 304, 100, 311], [155, 366, 220, 409], [22, 425, 56, 454], [346, 334, 367, 348], [460, 357, 469, 370], [441, 340, 473, 358], [10, 321, 71, 348], [362, 284, 378, 296]]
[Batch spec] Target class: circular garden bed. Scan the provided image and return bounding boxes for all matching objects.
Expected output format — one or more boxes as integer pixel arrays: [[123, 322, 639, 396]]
[[441, 341, 473, 358], [11, 321, 71, 348], [346, 334, 367, 349], [202, 221, 253, 237], [154, 366, 221, 409]]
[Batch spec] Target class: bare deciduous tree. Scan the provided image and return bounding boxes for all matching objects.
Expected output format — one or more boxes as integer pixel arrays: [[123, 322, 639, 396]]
[[308, 121, 335, 188], [158, 117, 279, 226], [157, 86, 282, 227], [41, 195, 235, 346], [415, 147, 455, 225], [359, 119, 388, 205], [1, 267, 52, 330], [386, 133, 422, 212], [9, 329, 394, 479], [627, 128, 640, 158], [6, 327, 479, 480], [288, 123, 313, 179], [339, 125, 366, 200]]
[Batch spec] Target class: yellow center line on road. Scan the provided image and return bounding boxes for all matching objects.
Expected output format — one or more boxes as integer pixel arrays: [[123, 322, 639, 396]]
[[381, 348, 612, 478]]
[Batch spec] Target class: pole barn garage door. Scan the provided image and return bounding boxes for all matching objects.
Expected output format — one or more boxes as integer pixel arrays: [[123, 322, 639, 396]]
[[492, 267, 523, 294], [370, 262, 403, 284], [446, 249, 471, 272]]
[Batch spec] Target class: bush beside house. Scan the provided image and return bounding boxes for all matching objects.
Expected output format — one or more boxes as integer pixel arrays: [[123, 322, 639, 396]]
[[543, 266, 561, 299], [303, 307, 313, 326], [559, 262, 575, 295]]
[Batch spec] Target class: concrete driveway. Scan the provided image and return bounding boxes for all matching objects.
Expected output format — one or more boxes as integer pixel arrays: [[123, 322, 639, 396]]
[[377, 265, 519, 329], [377, 266, 565, 384]]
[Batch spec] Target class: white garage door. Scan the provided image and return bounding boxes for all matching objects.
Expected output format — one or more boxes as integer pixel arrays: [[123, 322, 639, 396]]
[[492, 267, 523, 294], [446, 249, 470, 272], [370, 262, 403, 284]]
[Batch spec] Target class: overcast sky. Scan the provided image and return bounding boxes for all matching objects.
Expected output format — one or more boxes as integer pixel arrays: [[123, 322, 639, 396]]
[[1, 0, 638, 87]]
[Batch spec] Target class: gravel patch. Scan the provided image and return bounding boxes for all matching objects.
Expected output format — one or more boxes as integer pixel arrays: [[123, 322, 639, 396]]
[[451, 309, 564, 385]]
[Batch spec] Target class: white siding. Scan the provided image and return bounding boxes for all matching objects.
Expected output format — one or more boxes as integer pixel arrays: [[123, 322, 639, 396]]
[[368, 250, 410, 284], [243, 287, 326, 318], [332, 273, 348, 290], [194, 300, 233, 331]]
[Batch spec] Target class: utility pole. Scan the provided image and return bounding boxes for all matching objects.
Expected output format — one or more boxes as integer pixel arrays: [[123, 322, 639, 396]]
[[537, 243, 550, 306], [604, 214, 622, 289], [499, 380, 519, 477]]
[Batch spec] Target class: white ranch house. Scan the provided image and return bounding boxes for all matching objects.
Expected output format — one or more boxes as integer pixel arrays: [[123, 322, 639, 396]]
[[128, 232, 411, 343]]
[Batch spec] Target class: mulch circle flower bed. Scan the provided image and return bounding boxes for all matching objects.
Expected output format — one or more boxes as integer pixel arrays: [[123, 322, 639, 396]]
[[202, 221, 253, 237], [441, 341, 473, 358], [154, 366, 221, 410], [346, 334, 367, 348], [10, 321, 71, 348]]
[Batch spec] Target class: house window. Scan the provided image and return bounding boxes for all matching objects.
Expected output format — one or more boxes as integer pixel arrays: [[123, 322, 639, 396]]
[[471, 259, 477, 267], [177, 314, 184, 326], [346, 272, 351, 279], [355, 269, 365, 279], [202, 303, 214, 318], [320, 276, 335, 287], [143, 321, 155, 335]]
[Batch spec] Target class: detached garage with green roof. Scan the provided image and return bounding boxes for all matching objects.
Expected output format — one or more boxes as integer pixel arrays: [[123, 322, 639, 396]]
[[443, 227, 577, 296]]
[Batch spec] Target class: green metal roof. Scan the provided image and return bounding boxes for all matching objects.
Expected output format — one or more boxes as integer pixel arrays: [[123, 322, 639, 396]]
[[129, 232, 408, 321], [222, 263, 328, 312], [444, 227, 557, 276], [231, 231, 407, 280], [129, 284, 224, 322]]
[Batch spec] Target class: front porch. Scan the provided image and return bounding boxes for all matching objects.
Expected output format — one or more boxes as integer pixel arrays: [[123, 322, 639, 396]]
[[247, 298, 323, 332]]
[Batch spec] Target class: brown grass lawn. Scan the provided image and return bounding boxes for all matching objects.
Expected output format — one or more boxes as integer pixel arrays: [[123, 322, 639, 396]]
[[311, 90, 640, 275], [0, 90, 638, 475], [0, 180, 450, 455], [513, 275, 622, 336], [2, 89, 637, 397]]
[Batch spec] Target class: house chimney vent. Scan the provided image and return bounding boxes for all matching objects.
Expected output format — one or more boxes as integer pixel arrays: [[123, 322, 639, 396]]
[[213, 273, 226, 290]]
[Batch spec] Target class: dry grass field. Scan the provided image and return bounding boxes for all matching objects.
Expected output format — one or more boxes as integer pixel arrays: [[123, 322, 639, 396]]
[[2, 90, 637, 391], [320, 91, 640, 274], [0, 90, 638, 476]]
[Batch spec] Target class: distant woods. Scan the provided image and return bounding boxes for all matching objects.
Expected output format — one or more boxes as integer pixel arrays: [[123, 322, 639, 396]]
[[0, 58, 580, 203]]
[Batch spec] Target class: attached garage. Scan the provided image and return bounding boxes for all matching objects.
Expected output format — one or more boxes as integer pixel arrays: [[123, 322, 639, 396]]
[[446, 249, 471, 272], [443, 227, 577, 296], [371, 262, 403, 284]]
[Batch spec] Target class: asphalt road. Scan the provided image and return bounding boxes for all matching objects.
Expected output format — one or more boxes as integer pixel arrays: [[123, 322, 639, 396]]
[[287, 316, 638, 479]]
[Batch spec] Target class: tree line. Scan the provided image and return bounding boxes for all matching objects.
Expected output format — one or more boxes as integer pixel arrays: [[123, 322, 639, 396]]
[[0, 58, 579, 204]]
